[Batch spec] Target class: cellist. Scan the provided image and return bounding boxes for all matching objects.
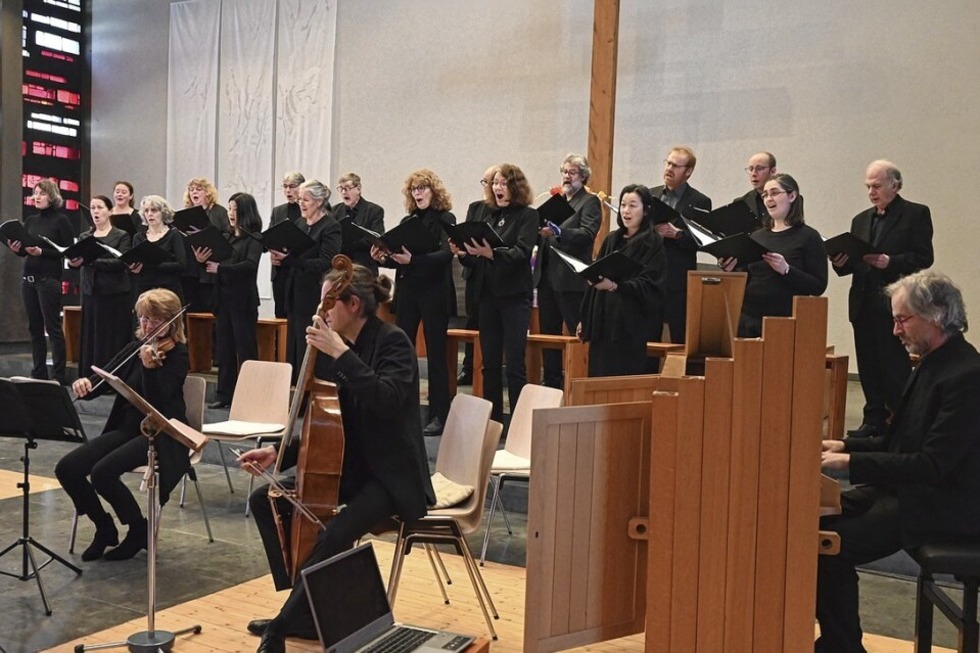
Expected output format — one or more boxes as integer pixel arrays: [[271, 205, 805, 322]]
[[238, 263, 435, 653]]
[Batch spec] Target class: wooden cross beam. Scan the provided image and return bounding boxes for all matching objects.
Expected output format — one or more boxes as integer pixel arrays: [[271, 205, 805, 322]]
[[586, 0, 620, 255]]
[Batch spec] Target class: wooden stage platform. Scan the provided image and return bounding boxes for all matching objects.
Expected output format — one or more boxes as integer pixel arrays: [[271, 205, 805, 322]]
[[0, 469, 59, 500], [40, 539, 948, 653]]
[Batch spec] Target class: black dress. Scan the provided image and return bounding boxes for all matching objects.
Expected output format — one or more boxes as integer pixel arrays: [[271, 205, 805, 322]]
[[212, 232, 263, 403], [78, 227, 133, 379], [130, 227, 187, 302], [580, 227, 667, 377]]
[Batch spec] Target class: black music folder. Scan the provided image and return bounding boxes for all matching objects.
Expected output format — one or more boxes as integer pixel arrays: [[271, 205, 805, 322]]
[[340, 218, 380, 248], [443, 221, 505, 249], [687, 202, 762, 238], [185, 226, 234, 262], [700, 232, 768, 264], [42, 235, 112, 265], [252, 219, 316, 255], [110, 213, 138, 235], [537, 193, 575, 226], [823, 232, 872, 260], [552, 248, 643, 284], [650, 196, 683, 225], [118, 240, 176, 270], [0, 220, 43, 248], [173, 206, 211, 233], [368, 216, 439, 255]]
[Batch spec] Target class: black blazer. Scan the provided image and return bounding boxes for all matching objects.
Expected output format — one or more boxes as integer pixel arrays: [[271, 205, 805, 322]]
[[540, 188, 601, 292], [736, 189, 768, 221], [269, 202, 301, 282], [845, 334, 980, 547], [282, 215, 343, 315], [383, 209, 456, 313], [650, 184, 712, 293], [459, 203, 538, 301], [834, 195, 934, 321], [214, 233, 263, 312], [131, 228, 187, 300], [79, 227, 132, 296], [334, 198, 386, 273], [580, 227, 667, 343], [308, 315, 436, 520]]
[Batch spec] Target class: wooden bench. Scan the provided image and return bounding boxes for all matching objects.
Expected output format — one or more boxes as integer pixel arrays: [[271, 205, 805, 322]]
[[185, 312, 288, 373], [63, 305, 82, 363]]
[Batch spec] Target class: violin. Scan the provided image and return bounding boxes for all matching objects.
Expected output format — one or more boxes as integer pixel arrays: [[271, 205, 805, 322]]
[[139, 337, 176, 369]]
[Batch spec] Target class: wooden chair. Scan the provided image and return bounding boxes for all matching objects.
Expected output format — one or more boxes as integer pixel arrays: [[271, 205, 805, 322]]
[[201, 360, 291, 515], [478, 384, 563, 565], [913, 543, 980, 652], [386, 393, 502, 639]]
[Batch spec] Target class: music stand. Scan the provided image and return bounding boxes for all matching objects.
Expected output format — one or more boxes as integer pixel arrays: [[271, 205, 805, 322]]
[[75, 367, 206, 653], [666, 271, 747, 375], [0, 377, 85, 615]]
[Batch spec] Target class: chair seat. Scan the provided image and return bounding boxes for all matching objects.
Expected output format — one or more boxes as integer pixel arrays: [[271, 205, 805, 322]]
[[202, 420, 285, 438], [913, 543, 980, 578], [490, 449, 530, 473]]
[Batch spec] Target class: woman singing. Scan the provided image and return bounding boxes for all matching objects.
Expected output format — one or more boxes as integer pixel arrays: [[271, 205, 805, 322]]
[[240, 264, 434, 652], [272, 179, 342, 381], [55, 289, 190, 562], [719, 173, 827, 337], [129, 195, 187, 301], [111, 180, 143, 235], [372, 169, 455, 436], [454, 163, 538, 422], [5, 179, 74, 384], [181, 177, 230, 312], [578, 184, 667, 377], [71, 195, 133, 379], [194, 192, 264, 408]]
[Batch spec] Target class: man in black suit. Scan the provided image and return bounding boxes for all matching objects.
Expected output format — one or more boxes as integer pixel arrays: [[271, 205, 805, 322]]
[[269, 172, 305, 318], [537, 153, 601, 387], [831, 160, 933, 437], [816, 271, 980, 653], [333, 172, 385, 275], [651, 146, 712, 344], [736, 151, 776, 221], [240, 267, 435, 653]]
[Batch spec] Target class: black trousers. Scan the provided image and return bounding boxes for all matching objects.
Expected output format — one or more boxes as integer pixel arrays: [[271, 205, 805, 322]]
[[395, 284, 450, 421], [55, 429, 153, 526], [588, 333, 648, 378], [248, 479, 398, 638], [459, 312, 479, 374], [537, 279, 583, 388], [662, 288, 686, 345], [21, 277, 66, 382], [815, 487, 902, 653], [852, 309, 911, 428], [478, 294, 530, 423], [272, 274, 288, 319], [214, 301, 258, 403]]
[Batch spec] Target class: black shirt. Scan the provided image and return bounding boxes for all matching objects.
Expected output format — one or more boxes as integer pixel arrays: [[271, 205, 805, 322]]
[[21, 207, 74, 279]]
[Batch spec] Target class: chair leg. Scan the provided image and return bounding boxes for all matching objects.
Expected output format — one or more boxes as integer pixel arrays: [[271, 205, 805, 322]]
[[962, 578, 978, 653], [428, 543, 453, 586], [215, 441, 235, 494], [386, 526, 409, 606], [496, 476, 514, 536], [480, 476, 503, 566], [455, 533, 499, 640], [423, 544, 451, 605], [68, 509, 79, 554], [179, 474, 188, 507], [190, 471, 214, 543], [915, 574, 935, 653]]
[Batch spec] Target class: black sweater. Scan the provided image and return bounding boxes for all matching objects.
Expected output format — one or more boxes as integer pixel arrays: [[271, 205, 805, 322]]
[[20, 207, 74, 278], [742, 224, 827, 322]]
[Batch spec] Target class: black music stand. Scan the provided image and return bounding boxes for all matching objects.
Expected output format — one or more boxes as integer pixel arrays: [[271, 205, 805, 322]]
[[0, 377, 85, 615], [74, 367, 205, 653]]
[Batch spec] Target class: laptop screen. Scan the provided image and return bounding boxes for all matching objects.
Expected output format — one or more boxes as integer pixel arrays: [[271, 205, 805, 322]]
[[302, 543, 393, 648]]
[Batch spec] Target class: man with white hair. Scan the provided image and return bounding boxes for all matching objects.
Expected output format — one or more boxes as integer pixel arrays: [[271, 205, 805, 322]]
[[817, 270, 980, 653], [831, 160, 933, 438]]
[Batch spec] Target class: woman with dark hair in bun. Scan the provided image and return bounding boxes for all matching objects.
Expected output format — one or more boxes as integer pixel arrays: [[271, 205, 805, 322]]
[[578, 184, 667, 377]]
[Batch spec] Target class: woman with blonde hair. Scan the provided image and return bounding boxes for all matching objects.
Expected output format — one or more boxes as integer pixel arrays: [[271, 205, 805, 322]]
[[182, 177, 229, 311]]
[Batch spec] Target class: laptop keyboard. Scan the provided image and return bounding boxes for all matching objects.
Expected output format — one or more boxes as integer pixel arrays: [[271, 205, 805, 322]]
[[363, 627, 437, 653]]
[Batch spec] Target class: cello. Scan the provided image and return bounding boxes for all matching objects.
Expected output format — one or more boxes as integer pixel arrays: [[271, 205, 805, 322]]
[[269, 254, 354, 582]]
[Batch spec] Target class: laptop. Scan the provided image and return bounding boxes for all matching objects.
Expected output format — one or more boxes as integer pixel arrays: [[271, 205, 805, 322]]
[[302, 543, 475, 653]]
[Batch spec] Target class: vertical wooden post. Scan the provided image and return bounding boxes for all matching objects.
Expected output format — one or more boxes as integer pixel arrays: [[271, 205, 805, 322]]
[[587, 0, 620, 256]]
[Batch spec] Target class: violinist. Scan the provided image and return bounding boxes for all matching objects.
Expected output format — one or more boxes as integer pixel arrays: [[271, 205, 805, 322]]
[[238, 264, 434, 653], [54, 289, 190, 562]]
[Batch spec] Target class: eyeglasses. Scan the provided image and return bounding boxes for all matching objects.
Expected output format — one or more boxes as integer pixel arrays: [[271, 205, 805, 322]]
[[409, 185, 430, 193], [745, 165, 770, 173], [892, 314, 916, 327], [760, 189, 787, 199], [559, 168, 581, 177], [480, 179, 490, 187], [138, 316, 164, 327], [336, 185, 357, 192], [663, 160, 690, 170], [282, 183, 299, 190], [491, 180, 509, 188]]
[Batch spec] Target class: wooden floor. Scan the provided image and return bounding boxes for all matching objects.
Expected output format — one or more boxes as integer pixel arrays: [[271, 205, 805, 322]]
[[41, 539, 950, 653], [0, 469, 59, 500]]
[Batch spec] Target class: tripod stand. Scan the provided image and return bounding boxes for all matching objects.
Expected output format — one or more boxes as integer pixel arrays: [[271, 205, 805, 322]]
[[75, 366, 206, 653], [0, 378, 86, 615]]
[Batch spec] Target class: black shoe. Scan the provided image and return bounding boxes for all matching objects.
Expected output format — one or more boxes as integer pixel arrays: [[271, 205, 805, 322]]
[[846, 423, 879, 438], [247, 619, 273, 637], [423, 416, 445, 437], [104, 519, 147, 561], [208, 400, 232, 409], [456, 370, 473, 386], [81, 519, 119, 562], [256, 631, 286, 653]]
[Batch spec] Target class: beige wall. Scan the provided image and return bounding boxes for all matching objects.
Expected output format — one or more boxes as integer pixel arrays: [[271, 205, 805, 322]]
[[90, 0, 980, 364]]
